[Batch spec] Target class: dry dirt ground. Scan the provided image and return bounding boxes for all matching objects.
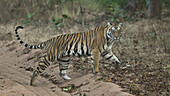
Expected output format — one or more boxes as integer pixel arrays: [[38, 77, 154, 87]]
[[0, 18, 170, 96]]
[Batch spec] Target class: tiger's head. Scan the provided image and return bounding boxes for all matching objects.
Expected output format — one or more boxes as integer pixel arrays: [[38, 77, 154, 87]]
[[106, 22, 123, 41]]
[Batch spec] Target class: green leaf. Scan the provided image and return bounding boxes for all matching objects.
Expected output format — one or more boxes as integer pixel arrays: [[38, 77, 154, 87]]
[[113, 12, 117, 16], [50, 20, 54, 23], [33, 23, 36, 27], [24, 20, 30, 24], [62, 88, 69, 91], [120, 13, 124, 17], [58, 19, 62, 23], [109, 7, 113, 10], [27, 13, 32, 19], [132, 59, 136, 63], [114, 5, 119, 11], [38, 19, 41, 23], [24, 20, 28, 24], [53, 17, 58, 21], [62, 14, 68, 19], [50, 25, 54, 27], [110, 18, 115, 21], [81, 21, 85, 25], [57, 23, 61, 26]]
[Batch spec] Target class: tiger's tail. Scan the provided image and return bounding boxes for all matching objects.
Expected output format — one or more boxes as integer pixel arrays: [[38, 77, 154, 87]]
[[15, 26, 44, 49]]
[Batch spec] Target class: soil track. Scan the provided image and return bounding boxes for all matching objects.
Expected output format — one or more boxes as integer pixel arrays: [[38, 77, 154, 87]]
[[0, 41, 132, 96]]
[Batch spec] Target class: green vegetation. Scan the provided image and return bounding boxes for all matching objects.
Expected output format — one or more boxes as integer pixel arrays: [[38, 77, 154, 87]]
[[50, 14, 68, 30], [0, 0, 129, 25]]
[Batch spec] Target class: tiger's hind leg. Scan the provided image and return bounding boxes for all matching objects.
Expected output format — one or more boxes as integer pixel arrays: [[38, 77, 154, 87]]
[[30, 55, 51, 86], [58, 56, 71, 80], [30, 70, 39, 86]]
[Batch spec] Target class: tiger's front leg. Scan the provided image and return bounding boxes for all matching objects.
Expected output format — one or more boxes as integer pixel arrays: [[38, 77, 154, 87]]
[[91, 49, 100, 73], [101, 51, 120, 70]]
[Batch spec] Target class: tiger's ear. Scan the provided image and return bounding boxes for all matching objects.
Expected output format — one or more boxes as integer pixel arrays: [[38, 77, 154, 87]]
[[107, 22, 112, 27], [118, 23, 123, 27]]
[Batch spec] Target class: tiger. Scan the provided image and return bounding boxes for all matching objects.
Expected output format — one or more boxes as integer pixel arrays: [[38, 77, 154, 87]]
[[14, 22, 123, 86]]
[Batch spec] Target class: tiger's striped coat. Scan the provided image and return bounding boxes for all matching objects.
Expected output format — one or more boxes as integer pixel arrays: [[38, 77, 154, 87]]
[[14, 22, 123, 86]]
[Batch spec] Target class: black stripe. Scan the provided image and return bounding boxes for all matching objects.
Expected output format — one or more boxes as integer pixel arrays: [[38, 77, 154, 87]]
[[74, 42, 78, 55], [74, 34, 81, 55], [60, 68, 68, 70], [48, 55, 51, 62], [106, 34, 109, 41], [25, 44, 28, 47], [86, 33, 91, 56], [20, 41, 23, 44], [39, 64, 46, 70], [59, 35, 67, 51], [37, 67, 42, 73], [59, 35, 66, 47], [106, 55, 113, 60], [58, 59, 70, 62], [88, 31, 91, 48], [90, 31, 94, 48], [77, 53, 81, 57], [62, 34, 73, 51], [50, 47, 55, 62], [66, 34, 70, 39], [17, 26, 24, 29], [17, 37, 20, 40], [68, 33, 77, 55], [44, 57, 50, 66], [103, 44, 105, 50], [85, 34, 89, 56], [68, 41, 73, 56], [99, 48, 101, 53], [81, 36, 84, 55], [34, 46, 38, 49], [40, 43, 43, 48], [30, 45, 33, 49], [86, 48, 91, 56], [101, 51, 109, 57]]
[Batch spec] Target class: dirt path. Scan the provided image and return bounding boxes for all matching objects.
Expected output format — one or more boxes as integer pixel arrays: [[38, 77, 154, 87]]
[[0, 41, 70, 96], [0, 41, 133, 96]]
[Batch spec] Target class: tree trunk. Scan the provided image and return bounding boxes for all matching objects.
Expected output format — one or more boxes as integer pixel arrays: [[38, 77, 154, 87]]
[[149, 0, 161, 19]]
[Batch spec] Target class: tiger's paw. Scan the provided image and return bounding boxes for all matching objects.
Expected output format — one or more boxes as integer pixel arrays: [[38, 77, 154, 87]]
[[30, 81, 37, 87], [30, 83, 37, 87], [94, 68, 99, 73], [60, 74, 71, 80], [114, 61, 120, 71], [93, 69, 99, 74]]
